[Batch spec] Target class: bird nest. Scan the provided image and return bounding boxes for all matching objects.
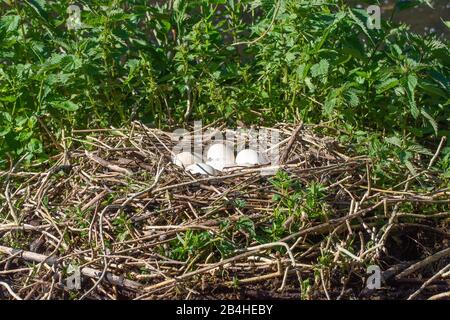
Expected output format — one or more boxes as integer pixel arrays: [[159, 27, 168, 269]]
[[0, 121, 448, 300]]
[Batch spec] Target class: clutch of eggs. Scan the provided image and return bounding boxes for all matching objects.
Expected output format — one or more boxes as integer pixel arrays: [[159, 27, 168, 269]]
[[172, 144, 263, 175]]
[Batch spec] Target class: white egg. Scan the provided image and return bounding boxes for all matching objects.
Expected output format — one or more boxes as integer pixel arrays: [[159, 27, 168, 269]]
[[235, 149, 260, 167], [172, 152, 202, 168], [185, 163, 215, 175], [206, 143, 235, 171]]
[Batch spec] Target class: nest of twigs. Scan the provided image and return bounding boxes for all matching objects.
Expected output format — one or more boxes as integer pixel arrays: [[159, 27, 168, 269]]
[[0, 122, 449, 300]]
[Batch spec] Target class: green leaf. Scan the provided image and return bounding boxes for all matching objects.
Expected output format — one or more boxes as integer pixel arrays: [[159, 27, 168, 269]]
[[0, 15, 20, 33], [0, 126, 11, 137], [407, 74, 418, 94], [310, 59, 329, 78], [24, 0, 49, 21], [385, 136, 402, 148], [404, 159, 417, 175], [236, 217, 256, 238], [61, 55, 82, 72], [324, 97, 337, 115], [52, 101, 79, 111], [0, 95, 18, 102], [408, 143, 433, 156], [443, 20, 450, 29], [376, 78, 399, 94], [0, 111, 12, 137], [406, 74, 419, 118], [346, 89, 359, 107], [27, 138, 43, 153], [420, 109, 438, 135], [418, 82, 447, 98], [348, 8, 374, 45]]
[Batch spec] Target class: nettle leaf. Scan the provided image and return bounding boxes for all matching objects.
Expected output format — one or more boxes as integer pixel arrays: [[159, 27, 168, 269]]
[[15, 115, 28, 127], [285, 52, 296, 63], [0, 111, 12, 137], [407, 74, 418, 94], [24, 0, 55, 34], [346, 89, 359, 107], [296, 64, 306, 80], [310, 59, 329, 78], [385, 136, 402, 148], [0, 111, 12, 123], [18, 130, 33, 142], [406, 74, 419, 118], [0, 126, 11, 137], [376, 78, 399, 94], [236, 217, 256, 238], [304, 77, 316, 92], [418, 81, 447, 98], [348, 8, 374, 45], [52, 101, 79, 111], [42, 54, 82, 73], [44, 54, 66, 69], [408, 143, 433, 156], [409, 100, 420, 119], [420, 109, 438, 135], [46, 73, 72, 85], [404, 159, 417, 175], [0, 15, 20, 33], [324, 90, 339, 115], [324, 98, 337, 115], [27, 138, 43, 153], [62, 55, 82, 72], [25, 0, 48, 16], [0, 95, 18, 102]]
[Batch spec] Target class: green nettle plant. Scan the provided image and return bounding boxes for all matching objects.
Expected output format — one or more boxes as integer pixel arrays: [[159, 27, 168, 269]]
[[0, 0, 448, 174]]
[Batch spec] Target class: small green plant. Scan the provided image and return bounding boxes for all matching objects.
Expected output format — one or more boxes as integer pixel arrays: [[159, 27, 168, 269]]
[[112, 211, 132, 242], [234, 216, 256, 245], [300, 278, 311, 300], [231, 198, 247, 209], [169, 230, 213, 261], [266, 170, 330, 241], [303, 182, 327, 219]]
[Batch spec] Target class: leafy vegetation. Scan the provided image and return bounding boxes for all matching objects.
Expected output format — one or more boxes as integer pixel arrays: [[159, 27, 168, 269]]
[[0, 0, 449, 300], [0, 0, 448, 168]]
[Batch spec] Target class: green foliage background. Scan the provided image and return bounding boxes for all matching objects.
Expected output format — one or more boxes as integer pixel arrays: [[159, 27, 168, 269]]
[[0, 0, 449, 175]]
